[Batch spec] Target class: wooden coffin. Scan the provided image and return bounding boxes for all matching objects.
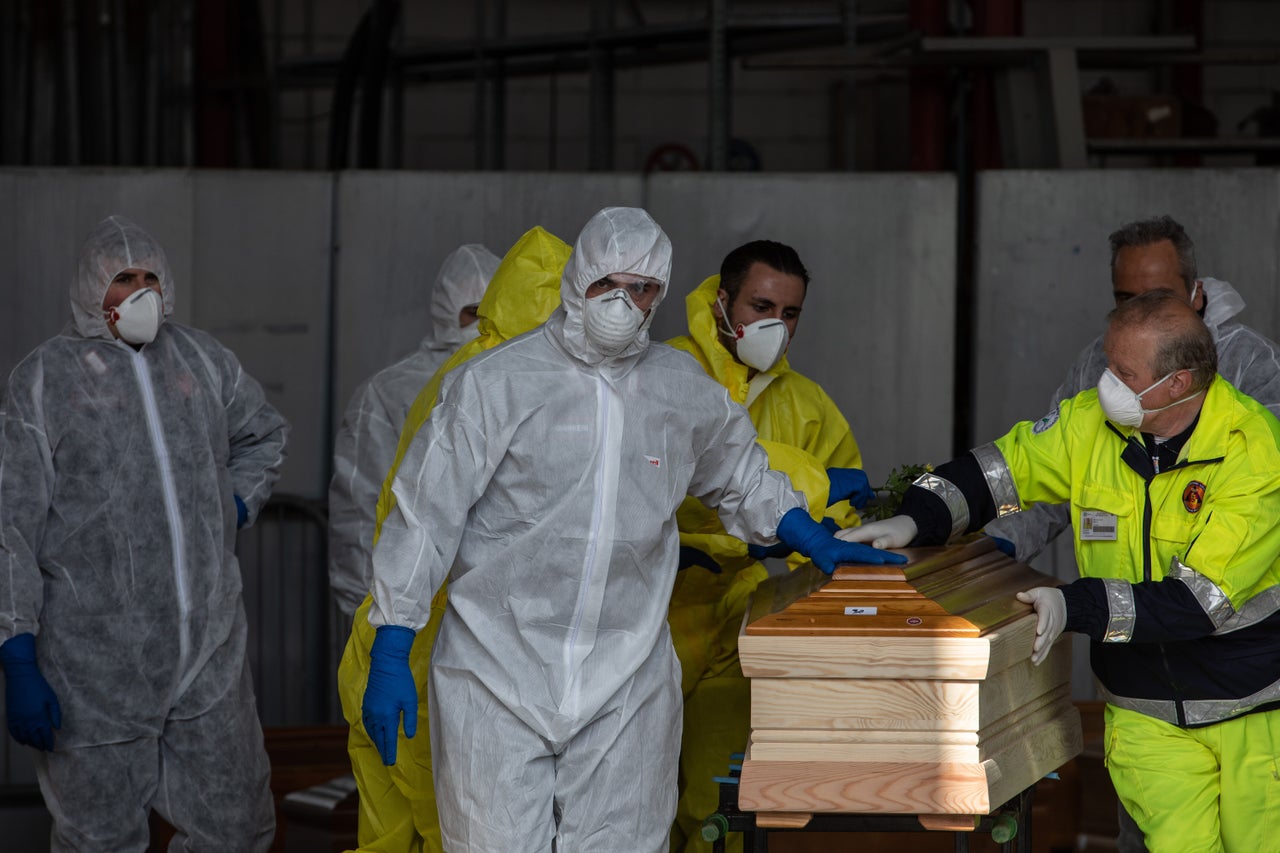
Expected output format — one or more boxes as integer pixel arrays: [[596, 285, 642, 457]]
[[737, 537, 1082, 820]]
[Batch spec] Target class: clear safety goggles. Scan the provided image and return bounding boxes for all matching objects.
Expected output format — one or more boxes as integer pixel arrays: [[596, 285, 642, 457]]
[[589, 274, 664, 307]]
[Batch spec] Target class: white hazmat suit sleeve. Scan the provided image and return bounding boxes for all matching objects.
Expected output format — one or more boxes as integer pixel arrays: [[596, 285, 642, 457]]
[[368, 383, 491, 631], [0, 380, 54, 642], [685, 401, 808, 545], [221, 348, 290, 525], [329, 244, 499, 616], [328, 364, 445, 617]]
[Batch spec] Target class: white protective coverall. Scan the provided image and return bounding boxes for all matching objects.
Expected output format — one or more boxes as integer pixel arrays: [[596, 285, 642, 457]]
[[986, 277, 1280, 562], [329, 243, 501, 615], [0, 216, 288, 851], [368, 207, 807, 853]]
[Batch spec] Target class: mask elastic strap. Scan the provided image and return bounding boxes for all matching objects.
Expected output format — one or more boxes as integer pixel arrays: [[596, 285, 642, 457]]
[[1143, 387, 1204, 416], [714, 296, 739, 340]]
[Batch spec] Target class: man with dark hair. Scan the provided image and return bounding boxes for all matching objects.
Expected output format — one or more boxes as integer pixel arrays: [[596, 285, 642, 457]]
[[847, 291, 1280, 853], [1107, 214, 1198, 293], [665, 239, 873, 853], [719, 239, 810, 299]]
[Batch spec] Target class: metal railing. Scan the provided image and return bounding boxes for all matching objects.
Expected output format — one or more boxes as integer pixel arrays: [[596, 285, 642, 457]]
[[237, 493, 347, 727]]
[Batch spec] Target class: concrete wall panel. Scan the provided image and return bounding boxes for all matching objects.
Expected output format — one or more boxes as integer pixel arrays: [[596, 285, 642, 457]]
[[191, 171, 335, 497], [974, 168, 1280, 444], [331, 171, 643, 428]]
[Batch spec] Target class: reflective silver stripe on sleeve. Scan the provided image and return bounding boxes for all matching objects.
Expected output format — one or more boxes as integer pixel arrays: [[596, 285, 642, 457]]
[[1214, 585, 1280, 635], [912, 473, 970, 540], [1102, 578, 1136, 643], [1168, 556, 1235, 630], [970, 442, 1021, 518]]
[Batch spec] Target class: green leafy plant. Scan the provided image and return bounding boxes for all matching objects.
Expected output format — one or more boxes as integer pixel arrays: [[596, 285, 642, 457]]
[[864, 463, 934, 521]]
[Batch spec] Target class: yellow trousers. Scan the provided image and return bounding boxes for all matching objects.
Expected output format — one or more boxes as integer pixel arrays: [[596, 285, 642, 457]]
[[668, 561, 768, 853], [1105, 703, 1280, 853], [337, 592, 447, 853]]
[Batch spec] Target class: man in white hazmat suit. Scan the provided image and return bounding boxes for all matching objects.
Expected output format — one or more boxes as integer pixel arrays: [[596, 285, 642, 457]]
[[0, 215, 288, 850], [329, 243, 501, 616], [359, 207, 904, 852]]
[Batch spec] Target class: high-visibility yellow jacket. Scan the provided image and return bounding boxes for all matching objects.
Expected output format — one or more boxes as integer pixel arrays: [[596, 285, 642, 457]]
[[910, 376, 1280, 728]]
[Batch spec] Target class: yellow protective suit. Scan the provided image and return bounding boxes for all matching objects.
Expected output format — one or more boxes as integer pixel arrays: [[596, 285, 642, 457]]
[[336, 226, 570, 853], [665, 274, 864, 853]]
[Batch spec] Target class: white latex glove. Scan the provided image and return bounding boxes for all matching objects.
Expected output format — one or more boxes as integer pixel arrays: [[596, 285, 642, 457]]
[[1016, 587, 1067, 666], [835, 515, 917, 549]]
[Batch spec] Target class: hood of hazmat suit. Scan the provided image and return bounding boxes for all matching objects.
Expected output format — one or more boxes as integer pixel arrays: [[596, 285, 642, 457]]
[[427, 243, 501, 349], [554, 206, 672, 366], [72, 214, 176, 339]]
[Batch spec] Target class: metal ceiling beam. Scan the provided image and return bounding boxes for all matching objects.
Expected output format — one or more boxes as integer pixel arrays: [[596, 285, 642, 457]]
[[275, 15, 909, 88]]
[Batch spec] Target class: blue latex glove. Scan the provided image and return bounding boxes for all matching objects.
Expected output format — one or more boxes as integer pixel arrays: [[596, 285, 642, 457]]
[[234, 495, 249, 529], [362, 625, 418, 766], [0, 633, 61, 752], [826, 467, 875, 508], [988, 534, 1017, 559], [748, 519, 840, 559], [776, 507, 907, 575], [678, 545, 722, 574]]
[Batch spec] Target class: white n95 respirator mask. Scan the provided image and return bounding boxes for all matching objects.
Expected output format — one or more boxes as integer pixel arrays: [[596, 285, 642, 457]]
[[717, 297, 789, 373], [106, 287, 163, 345], [583, 290, 645, 356], [1097, 367, 1201, 427]]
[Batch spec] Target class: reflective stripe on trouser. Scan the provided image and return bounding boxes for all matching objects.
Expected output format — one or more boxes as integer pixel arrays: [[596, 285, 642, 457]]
[[32, 624, 274, 853], [337, 590, 448, 853], [430, 634, 681, 853], [669, 560, 768, 853], [1105, 703, 1280, 853]]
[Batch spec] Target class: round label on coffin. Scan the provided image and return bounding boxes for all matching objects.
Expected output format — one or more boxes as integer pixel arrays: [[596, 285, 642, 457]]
[[906, 617, 923, 625]]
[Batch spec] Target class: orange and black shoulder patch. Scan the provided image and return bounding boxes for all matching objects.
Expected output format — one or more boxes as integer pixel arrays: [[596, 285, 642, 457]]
[[1182, 480, 1206, 513]]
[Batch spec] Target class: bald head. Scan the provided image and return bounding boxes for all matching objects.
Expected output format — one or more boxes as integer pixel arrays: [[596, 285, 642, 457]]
[[1106, 290, 1217, 395]]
